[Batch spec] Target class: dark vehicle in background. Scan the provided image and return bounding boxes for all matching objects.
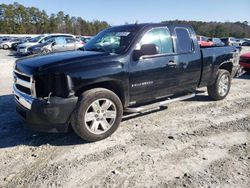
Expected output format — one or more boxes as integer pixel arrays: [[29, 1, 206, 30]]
[[13, 23, 240, 142], [239, 52, 250, 71], [11, 39, 30, 51], [197, 35, 213, 47], [209, 38, 225, 47], [241, 40, 250, 46], [28, 36, 84, 54]]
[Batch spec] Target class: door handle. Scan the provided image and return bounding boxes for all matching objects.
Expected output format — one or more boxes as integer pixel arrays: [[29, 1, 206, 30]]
[[167, 61, 177, 66]]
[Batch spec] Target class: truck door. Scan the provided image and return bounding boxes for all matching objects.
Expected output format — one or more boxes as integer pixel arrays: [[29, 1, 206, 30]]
[[173, 27, 201, 91], [129, 27, 181, 104]]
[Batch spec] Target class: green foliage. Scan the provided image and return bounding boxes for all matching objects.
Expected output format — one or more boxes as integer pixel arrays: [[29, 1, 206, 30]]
[[1, 2, 250, 38], [0, 2, 109, 35], [162, 20, 250, 38]]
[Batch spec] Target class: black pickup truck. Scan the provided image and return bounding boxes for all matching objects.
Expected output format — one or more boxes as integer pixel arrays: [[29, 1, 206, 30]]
[[13, 23, 240, 141]]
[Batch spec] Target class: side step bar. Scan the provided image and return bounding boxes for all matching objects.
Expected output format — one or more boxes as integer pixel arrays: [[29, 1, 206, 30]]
[[124, 93, 195, 113]]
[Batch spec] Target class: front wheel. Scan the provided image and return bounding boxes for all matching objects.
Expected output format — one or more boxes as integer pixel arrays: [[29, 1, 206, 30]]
[[72, 88, 123, 142], [3, 44, 9, 49], [207, 69, 231, 100]]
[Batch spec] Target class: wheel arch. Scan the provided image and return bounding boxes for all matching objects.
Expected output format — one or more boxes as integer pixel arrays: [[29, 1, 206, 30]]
[[75, 80, 126, 107], [219, 61, 233, 75]]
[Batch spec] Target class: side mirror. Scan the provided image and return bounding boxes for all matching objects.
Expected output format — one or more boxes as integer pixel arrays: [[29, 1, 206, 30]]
[[133, 44, 159, 61], [52, 41, 56, 46]]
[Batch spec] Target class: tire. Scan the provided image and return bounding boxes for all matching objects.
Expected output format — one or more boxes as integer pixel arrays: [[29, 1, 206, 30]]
[[3, 44, 9, 49], [42, 49, 51, 54], [207, 69, 231, 100], [72, 88, 123, 142]]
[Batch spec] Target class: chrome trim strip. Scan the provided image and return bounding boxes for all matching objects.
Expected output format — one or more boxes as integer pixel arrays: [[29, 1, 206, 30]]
[[13, 85, 34, 110], [13, 70, 36, 97], [16, 77, 31, 88], [14, 70, 32, 77]]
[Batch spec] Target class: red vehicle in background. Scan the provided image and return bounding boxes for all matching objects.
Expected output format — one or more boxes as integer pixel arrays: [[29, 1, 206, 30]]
[[197, 35, 214, 47], [240, 52, 250, 71]]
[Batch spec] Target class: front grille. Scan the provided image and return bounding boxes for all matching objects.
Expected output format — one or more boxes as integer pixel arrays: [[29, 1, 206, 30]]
[[13, 70, 36, 97], [15, 71, 31, 82], [16, 85, 31, 95]]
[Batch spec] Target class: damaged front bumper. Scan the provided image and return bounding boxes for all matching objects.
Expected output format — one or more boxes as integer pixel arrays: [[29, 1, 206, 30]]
[[13, 85, 78, 133]]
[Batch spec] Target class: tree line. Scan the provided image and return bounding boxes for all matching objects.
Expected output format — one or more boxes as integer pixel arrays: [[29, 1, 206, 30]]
[[162, 20, 250, 38], [0, 2, 250, 38], [0, 2, 109, 35]]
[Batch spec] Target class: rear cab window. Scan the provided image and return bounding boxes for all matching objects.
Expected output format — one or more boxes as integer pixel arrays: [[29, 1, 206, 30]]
[[175, 27, 193, 54]]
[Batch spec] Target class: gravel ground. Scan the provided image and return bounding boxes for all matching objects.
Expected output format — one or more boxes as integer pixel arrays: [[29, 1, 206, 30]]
[[0, 48, 250, 188]]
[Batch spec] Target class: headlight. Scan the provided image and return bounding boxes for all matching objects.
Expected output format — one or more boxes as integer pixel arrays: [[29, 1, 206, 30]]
[[35, 74, 71, 98]]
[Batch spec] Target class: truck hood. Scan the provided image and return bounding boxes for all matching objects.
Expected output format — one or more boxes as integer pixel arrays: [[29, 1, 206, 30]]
[[15, 50, 110, 74]]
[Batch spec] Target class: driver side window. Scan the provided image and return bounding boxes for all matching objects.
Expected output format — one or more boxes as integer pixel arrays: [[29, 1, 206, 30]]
[[139, 27, 174, 54]]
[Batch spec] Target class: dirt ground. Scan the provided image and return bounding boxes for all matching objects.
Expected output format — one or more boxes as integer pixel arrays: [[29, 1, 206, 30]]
[[0, 48, 249, 188]]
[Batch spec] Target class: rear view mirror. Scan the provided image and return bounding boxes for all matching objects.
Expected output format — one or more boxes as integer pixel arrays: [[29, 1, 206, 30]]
[[133, 44, 159, 61]]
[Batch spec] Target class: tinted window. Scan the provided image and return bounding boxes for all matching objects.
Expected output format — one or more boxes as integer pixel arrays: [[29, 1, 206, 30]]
[[29, 36, 43, 43], [176, 28, 193, 53], [40, 36, 52, 43], [140, 27, 173, 54], [66, 37, 75, 43], [55, 37, 66, 45], [221, 38, 228, 43]]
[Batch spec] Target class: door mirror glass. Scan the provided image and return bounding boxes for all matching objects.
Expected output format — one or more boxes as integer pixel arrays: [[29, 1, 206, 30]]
[[133, 43, 159, 61]]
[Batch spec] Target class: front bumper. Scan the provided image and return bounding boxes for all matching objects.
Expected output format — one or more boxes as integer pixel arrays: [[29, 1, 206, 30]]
[[13, 86, 78, 133], [17, 48, 30, 55], [240, 62, 250, 69]]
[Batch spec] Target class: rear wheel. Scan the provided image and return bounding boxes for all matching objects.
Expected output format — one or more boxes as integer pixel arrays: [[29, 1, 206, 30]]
[[72, 88, 123, 142], [207, 69, 231, 100]]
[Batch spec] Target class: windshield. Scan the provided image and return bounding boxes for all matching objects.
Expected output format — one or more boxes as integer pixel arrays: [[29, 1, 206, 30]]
[[45, 38, 55, 44], [29, 36, 43, 43], [84, 26, 139, 54]]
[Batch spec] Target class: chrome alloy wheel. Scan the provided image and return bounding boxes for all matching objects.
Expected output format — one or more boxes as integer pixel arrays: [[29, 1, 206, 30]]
[[84, 98, 117, 134], [218, 74, 229, 96]]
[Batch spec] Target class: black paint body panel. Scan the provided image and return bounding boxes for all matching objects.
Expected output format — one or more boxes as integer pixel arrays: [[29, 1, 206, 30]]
[[14, 23, 238, 132]]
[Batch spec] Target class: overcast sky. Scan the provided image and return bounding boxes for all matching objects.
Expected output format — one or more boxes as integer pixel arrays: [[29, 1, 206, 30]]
[[1, 0, 250, 25]]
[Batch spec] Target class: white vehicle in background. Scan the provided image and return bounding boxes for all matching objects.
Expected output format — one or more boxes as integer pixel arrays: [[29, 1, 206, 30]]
[[236, 39, 246, 46], [221, 37, 239, 46], [17, 34, 75, 55], [0, 38, 23, 49]]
